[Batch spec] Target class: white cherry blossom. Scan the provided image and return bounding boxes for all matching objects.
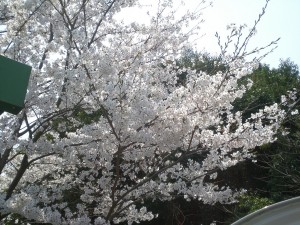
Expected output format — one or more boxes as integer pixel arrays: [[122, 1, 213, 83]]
[[0, 0, 290, 224]]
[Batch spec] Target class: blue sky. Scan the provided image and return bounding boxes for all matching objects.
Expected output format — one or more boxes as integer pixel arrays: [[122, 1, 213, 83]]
[[197, 0, 300, 68]]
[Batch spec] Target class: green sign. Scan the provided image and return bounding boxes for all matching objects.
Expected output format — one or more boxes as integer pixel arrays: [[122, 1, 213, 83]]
[[0, 55, 31, 115]]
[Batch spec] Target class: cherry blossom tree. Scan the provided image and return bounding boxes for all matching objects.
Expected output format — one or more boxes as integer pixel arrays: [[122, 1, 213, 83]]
[[0, 0, 291, 224]]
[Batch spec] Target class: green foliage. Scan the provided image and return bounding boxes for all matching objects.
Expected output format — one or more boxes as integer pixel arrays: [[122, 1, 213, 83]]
[[178, 49, 227, 74], [1, 214, 25, 225], [234, 59, 300, 116], [50, 108, 103, 139], [176, 49, 227, 86], [237, 194, 274, 214], [260, 116, 300, 201], [225, 194, 274, 224]]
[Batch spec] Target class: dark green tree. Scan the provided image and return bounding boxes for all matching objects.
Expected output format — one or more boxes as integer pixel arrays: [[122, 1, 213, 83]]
[[227, 59, 300, 223]]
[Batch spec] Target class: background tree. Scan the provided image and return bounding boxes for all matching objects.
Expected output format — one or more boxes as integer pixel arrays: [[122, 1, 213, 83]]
[[225, 59, 300, 224]]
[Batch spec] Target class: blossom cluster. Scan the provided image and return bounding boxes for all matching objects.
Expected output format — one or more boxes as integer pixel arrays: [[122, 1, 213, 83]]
[[0, 0, 290, 224]]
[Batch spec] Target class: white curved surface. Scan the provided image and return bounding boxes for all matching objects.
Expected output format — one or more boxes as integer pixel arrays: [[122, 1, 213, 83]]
[[231, 196, 300, 225]]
